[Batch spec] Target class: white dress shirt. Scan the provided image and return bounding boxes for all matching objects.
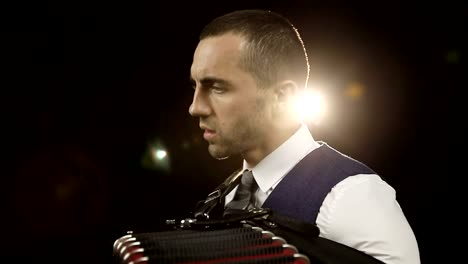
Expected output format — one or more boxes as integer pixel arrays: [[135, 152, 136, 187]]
[[225, 124, 420, 264]]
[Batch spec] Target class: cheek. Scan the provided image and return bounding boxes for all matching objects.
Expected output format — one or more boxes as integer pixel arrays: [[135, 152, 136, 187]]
[[214, 93, 263, 129], [217, 108, 248, 135]]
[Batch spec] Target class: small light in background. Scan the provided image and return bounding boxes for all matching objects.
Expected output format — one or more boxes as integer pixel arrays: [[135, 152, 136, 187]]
[[141, 139, 170, 173], [153, 149, 167, 160], [345, 81, 365, 100], [446, 49, 460, 64], [181, 140, 191, 150]]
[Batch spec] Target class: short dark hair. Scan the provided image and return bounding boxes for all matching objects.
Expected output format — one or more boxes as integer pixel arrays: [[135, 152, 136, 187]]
[[200, 9, 310, 89]]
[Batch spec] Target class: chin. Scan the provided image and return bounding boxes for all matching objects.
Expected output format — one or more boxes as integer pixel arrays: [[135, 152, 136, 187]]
[[208, 145, 231, 160]]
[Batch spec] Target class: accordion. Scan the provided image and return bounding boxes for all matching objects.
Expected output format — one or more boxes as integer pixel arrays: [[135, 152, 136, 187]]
[[113, 209, 383, 264], [114, 224, 310, 264]]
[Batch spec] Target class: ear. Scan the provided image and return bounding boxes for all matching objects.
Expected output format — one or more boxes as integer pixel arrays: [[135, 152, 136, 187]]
[[273, 80, 299, 108]]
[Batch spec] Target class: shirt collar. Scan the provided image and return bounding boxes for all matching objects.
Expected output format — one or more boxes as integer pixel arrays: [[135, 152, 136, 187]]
[[243, 123, 321, 193]]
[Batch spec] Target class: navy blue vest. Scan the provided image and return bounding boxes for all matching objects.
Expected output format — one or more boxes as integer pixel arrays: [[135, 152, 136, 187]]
[[262, 143, 376, 224]]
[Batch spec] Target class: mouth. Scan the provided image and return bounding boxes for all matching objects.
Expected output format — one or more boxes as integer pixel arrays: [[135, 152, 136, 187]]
[[200, 125, 216, 141], [203, 129, 216, 141]]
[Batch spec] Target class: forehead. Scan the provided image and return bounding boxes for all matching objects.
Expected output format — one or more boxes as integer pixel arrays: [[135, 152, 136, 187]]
[[191, 33, 247, 80]]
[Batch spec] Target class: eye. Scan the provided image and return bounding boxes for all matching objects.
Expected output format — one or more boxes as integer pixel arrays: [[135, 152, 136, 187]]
[[211, 85, 226, 94], [189, 79, 196, 90]]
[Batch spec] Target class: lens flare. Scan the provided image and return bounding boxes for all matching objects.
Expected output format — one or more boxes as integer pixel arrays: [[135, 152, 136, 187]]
[[293, 89, 326, 125]]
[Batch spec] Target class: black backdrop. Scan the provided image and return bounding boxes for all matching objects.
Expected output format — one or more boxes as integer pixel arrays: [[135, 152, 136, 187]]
[[7, 1, 464, 263]]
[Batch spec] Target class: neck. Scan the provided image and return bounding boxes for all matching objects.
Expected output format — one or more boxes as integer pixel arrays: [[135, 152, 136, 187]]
[[242, 120, 301, 167]]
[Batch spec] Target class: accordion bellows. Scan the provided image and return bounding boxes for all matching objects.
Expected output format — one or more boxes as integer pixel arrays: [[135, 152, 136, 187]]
[[113, 224, 310, 264]]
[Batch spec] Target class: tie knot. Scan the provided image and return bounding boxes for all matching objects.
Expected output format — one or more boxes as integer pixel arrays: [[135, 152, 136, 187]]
[[241, 170, 255, 188], [223, 169, 259, 216]]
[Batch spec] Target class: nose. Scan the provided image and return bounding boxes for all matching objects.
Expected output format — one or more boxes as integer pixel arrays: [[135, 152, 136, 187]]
[[189, 88, 211, 117]]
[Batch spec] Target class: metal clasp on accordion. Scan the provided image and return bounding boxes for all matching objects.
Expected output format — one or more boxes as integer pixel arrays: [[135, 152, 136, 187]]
[[167, 208, 272, 230]]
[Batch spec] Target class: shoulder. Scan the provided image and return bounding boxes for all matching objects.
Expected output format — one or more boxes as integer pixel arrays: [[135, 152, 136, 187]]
[[318, 174, 396, 228], [317, 174, 420, 263], [332, 174, 393, 198]]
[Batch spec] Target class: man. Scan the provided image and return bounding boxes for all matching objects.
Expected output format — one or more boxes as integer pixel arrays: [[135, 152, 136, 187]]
[[188, 9, 420, 264]]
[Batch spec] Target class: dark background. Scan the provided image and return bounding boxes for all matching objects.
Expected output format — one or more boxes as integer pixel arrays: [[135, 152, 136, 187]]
[[6, 1, 464, 263]]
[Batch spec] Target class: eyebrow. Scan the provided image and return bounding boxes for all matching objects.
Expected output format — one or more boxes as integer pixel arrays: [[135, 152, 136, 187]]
[[189, 76, 230, 87]]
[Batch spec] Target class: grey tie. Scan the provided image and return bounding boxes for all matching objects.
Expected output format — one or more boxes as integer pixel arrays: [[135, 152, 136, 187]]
[[224, 170, 258, 216]]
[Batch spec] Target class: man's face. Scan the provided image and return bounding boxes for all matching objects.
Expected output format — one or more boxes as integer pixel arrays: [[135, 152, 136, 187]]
[[189, 33, 274, 160]]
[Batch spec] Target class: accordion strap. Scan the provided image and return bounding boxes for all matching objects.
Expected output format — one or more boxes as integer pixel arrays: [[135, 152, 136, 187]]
[[193, 168, 243, 220], [191, 168, 320, 239]]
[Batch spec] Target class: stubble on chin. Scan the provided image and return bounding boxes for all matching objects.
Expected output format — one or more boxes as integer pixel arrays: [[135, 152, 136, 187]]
[[208, 144, 230, 160]]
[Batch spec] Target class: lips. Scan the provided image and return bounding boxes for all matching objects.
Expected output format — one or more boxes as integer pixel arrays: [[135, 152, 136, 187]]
[[203, 129, 216, 140], [200, 124, 216, 141]]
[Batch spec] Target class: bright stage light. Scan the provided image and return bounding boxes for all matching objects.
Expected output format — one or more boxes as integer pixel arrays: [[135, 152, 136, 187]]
[[293, 89, 327, 125]]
